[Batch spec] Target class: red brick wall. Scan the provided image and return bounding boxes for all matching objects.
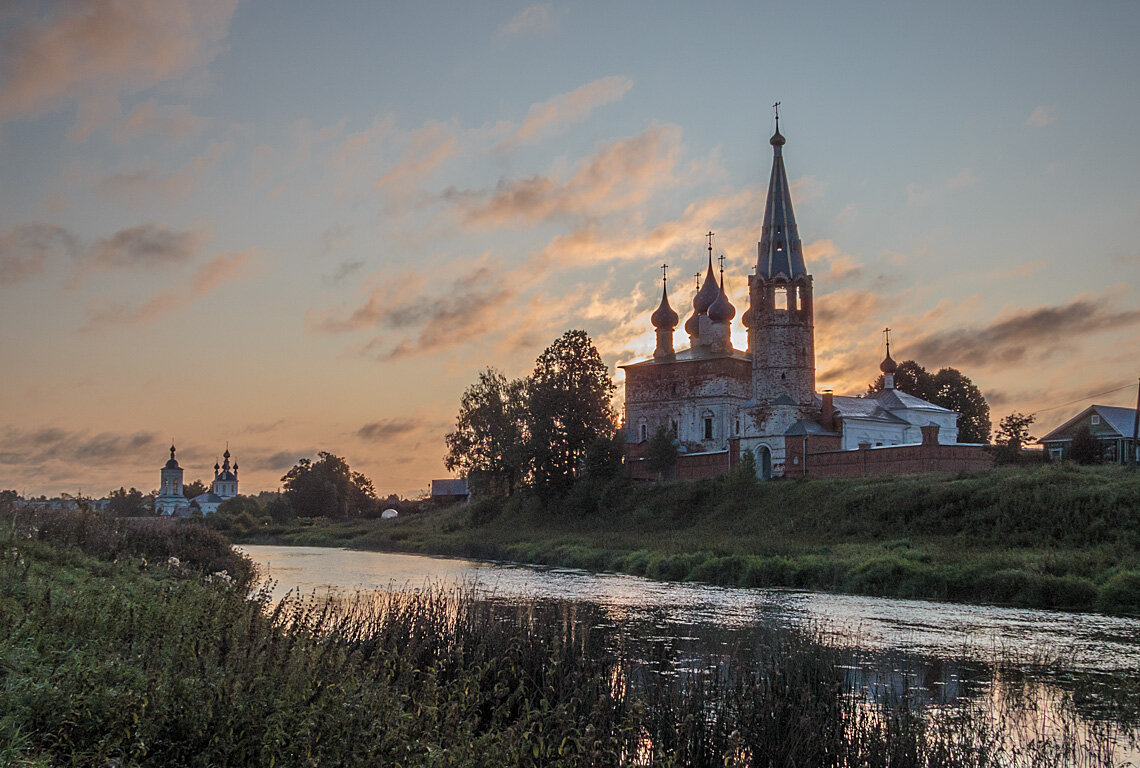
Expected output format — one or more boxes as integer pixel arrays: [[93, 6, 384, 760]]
[[627, 441, 737, 481], [802, 442, 992, 478]]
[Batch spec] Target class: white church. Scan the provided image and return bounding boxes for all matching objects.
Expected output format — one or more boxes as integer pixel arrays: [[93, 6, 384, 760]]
[[154, 444, 239, 516]]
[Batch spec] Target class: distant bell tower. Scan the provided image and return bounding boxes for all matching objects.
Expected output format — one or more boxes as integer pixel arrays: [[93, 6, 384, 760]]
[[744, 104, 816, 405]]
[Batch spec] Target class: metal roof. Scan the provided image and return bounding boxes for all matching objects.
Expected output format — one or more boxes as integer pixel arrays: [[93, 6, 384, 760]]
[[1039, 404, 1138, 443]]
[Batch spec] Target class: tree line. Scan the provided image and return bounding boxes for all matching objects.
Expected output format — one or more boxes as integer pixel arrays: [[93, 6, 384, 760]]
[[445, 329, 620, 497]]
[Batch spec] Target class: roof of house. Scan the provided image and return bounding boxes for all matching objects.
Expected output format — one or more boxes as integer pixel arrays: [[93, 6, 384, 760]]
[[1039, 404, 1138, 443], [831, 395, 910, 424], [192, 492, 223, 505], [784, 419, 839, 436]]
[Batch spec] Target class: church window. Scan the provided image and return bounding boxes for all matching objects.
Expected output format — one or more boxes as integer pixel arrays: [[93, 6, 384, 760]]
[[776, 225, 782, 234], [734, 419, 740, 435], [670, 420, 678, 436], [776, 241, 784, 252], [775, 288, 788, 310], [1091, 414, 1101, 426], [704, 418, 713, 440], [639, 423, 647, 441]]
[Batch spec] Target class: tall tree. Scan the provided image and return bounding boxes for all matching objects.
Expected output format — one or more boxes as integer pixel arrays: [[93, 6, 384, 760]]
[[281, 452, 377, 518], [869, 360, 991, 443], [995, 412, 1036, 452], [527, 330, 617, 492], [182, 479, 208, 499], [644, 425, 679, 481], [107, 487, 149, 517], [445, 369, 530, 496], [1068, 424, 1103, 465]]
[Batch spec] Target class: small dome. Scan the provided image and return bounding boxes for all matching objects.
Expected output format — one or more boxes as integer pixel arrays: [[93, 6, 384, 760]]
[[684, 309, 700, 336], [651, 284, 679, 330], [741, 306, 753, 329], [693, 261, 719, 314], [223, 448, 231, 459], [880, 351, 898, 374], [707, 278, 736, 323], [164, 458, 180, 469], [770, 128, 785, 147]]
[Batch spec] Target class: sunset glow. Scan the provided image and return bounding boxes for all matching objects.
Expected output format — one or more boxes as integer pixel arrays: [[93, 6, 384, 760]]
[[2, 2, 1139, 497]]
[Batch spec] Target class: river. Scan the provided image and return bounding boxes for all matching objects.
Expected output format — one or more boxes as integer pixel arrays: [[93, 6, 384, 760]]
[[241, 544, 1140, 762]]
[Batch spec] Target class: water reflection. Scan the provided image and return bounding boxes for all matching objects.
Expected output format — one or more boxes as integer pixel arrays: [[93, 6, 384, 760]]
[[241, 545, 1140, 763]]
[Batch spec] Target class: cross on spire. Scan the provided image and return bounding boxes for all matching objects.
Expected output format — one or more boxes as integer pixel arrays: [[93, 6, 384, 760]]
[[660, 262, 668, 285], [694, 272, 701, 291], [883, 327, 892, 355], [773, 101, 781, 127], [706, 230, 715, 254], [717, 253, 726, 274]]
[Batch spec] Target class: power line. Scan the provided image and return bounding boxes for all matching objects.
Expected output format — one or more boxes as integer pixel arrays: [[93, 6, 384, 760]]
[[1030, 381, 1137, 417]]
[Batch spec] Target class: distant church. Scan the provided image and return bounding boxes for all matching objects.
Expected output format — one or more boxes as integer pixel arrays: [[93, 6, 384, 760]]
[[623, 112, 989, 480], [154, 444, 239, 515]]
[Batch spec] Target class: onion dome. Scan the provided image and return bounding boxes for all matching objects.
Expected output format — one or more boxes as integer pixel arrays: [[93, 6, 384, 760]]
[[223, 448, 231, 460], [651, 283, 679, 330], [214, 460, 221, 472], [770, 127, 785, 147], [741, 306, 753, 329], [164, 443, 180, 469], [880, 337, 898, 374], [684, 308, 700, 336], [693, 259, 720, 314], [707, 274, 736, 323], [232, 462, 239, 474]]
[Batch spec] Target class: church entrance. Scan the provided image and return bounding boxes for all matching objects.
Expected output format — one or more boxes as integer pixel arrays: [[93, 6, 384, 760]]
[[756, 445, 772, 480]]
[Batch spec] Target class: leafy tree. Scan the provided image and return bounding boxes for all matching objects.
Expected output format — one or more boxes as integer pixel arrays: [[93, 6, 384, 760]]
[[995, 412, 1036, 451], [265, 494, 295, 524], [644, 425, 679, 480], [107, 487, 150, 517], [182, 480, 209, 499], [527, 330, 618, 492], [281, 452, 377, 518], [445, 369, 529, 496], [217, 495, 262, 518], [0, 489, 18, 514], [583, 431, 625, 480], [869, 360, 990, 443], [1069, 424, 1103, 465]]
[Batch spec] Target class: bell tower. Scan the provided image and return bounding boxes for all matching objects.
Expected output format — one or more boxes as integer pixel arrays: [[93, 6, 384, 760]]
[[744, 105, 816, 405]]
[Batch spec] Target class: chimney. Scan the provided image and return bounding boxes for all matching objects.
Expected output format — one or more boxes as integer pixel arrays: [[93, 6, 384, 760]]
[[920, 424, 940, 446], [821, 389, 834, 431]]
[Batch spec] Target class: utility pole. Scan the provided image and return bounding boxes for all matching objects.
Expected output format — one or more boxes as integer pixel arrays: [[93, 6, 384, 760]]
[[1132, 375, 1139, 469]]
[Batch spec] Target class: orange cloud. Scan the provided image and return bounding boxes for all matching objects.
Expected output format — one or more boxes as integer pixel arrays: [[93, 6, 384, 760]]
[[113, 98, 211, 143], [0, 0, 238, 134], [96, 142, 230, 202], [503, 76, 633, 147], [498, 3, 559, 38], [82, 248, 257, 331], [445, 125, 682, 228]]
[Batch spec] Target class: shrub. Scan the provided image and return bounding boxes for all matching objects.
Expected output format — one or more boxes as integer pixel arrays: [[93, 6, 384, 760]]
[[1098, 571, 1140, 615]]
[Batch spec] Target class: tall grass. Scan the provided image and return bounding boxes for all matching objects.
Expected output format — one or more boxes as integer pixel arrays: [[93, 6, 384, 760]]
[[1, 509, 1135, 766]]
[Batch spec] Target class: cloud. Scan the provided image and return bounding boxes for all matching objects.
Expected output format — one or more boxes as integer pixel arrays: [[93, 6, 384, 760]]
[[0, 223, 79, 287], [945, 167, 978, 189], [0, 0, 239, 133], [88, 223, 204, 270], [0, 426, 158, 467], [987, 259, 1046, 280], [356, 418, 422, 442], [498, 3, 559, 37], [503, 76, 633, 147], [906, 294, 1140, 369], [1025, 105, 1057, 127], [375, 121, 456, 194], [318, 224, 352, 256], [96, 142, 230, 202], [113, 98, 211, 143], [907, 168, 978, 205], [326, 259, 364, 283], [82, 248, 257, 330], [445, 125, 682, 228]]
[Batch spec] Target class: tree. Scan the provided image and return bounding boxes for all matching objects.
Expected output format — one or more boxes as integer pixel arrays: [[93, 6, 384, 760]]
[[526, 330, 618, 492], [1069, 424, 1103, 465], [107, 486, 149, 517], [444, 369, 529, 496], [993, 411, 1037, 464], [281, 452, 377, 518], [217, 495, 262, 518], [644, 425, 679, 480], [182, 480, 208, 499], [869, 360, 991, 443]]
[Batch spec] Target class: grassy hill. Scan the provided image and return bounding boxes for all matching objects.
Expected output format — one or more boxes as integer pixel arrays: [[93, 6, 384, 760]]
[[231, 464, 1140, 615]]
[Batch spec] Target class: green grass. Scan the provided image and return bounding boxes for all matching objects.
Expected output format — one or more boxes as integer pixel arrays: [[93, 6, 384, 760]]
[[231, 464, 1140, 614], [2, 505, 1134, 766]]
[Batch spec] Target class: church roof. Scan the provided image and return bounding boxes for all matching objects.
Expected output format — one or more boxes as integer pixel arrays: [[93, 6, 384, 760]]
[[216, 470, 237, 482], [192, 492, 223, 505], [784, 419, 839, 436], [757, 118, 807, 280], [621, 346, 750, 369], [867, 388, 957, 413], [831, 395, 910, 424]]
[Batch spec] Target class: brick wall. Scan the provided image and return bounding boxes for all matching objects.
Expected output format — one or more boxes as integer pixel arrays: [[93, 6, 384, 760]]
[[627, 439, 739, 481], [801, 425, 992, 478]]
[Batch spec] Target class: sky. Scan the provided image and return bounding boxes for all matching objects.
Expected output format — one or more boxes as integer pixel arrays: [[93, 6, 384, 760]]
[[2, 0, 1139, 498]]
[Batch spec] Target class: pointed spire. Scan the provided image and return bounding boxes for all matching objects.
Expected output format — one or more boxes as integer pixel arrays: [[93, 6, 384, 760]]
[[880, 327, 898, 389], [693, 232, 720, 312], [651, 264, 679, 330], [708, 254, 736, 323], [757, 105, 806, 280]]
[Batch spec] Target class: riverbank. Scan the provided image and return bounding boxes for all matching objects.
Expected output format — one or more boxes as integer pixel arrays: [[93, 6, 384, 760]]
[[10, 506, 1128, 766], [230, 464, 1140, 615]]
